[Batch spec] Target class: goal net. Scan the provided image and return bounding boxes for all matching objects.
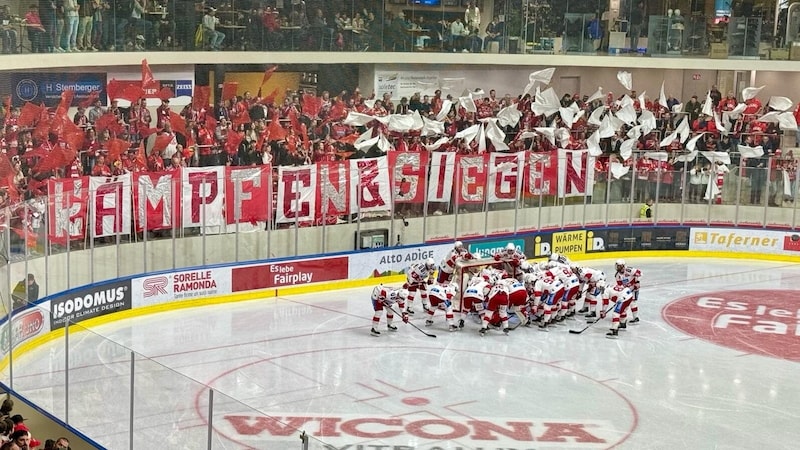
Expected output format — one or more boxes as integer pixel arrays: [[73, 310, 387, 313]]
[[452, 257, 497, 312]]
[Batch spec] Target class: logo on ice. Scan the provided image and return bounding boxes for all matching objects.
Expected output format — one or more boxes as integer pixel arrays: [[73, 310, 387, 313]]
[[220, 413, 616, 447]]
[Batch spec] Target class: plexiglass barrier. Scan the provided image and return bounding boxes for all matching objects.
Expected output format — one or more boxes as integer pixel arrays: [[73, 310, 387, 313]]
[[0, 148, 798, 448]]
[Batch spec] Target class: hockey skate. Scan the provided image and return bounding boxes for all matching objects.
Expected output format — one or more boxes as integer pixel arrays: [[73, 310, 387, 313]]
[[577, 306, 589, 314], [630, 317, 640, 324], [619, 321, 627, 330], [406, 307, 415, 315], [538, 322, 548, 332], [503, 328, 511, 334], [449, 324, 459, 332], [370, 328, 380, 336], [606, 328, 619, 339], [585, 311, 597, 319], [387, 324, 398, 332], [458, 319, 465, 329], [479, 327, 488, 335], [425, 319, 434, 326]]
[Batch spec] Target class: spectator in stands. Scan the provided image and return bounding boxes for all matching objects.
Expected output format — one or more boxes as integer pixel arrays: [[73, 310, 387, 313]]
[[9, 430, 32, 449], [628, 1, 644, 53], [129, 0, 154, 50], [483, 15, 504, 52], [62, 0, 78, 52], [11, 274, 39, 310], [684, 95, 701, 122], [0, 5, 19, 54], [10, 416, 41, 449], [76, 0, 95, 51], [449, 17, 467, 52], [55, 437, 70, 449], [202, 7, 225, 50], [24, 5, 49, 53], [38, 0, 57, 52]]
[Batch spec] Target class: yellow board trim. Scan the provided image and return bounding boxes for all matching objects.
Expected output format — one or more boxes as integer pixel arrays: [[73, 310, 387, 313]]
[[3, 249, 800, 371]]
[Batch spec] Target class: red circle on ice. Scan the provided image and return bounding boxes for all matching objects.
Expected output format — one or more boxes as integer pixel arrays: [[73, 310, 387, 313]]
[[401, 396, 430, 406], [662, 289, 800, 361]]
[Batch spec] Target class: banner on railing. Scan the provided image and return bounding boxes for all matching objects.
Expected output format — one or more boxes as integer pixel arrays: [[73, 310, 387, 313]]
[[132, 267, 233, 308], [44, 152, 596, 241], [690, 227, 800, 255], [0, 305, 50, 355], [231, 256, 350, 292], [530, 227, 691, 257]]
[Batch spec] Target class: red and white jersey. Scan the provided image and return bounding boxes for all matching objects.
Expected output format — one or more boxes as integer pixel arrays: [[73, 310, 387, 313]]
[[501, 278, 529, 306], [615, 266, 641, 288], [533, 275, 563, 302], [604, 284, 634, 304], [371, 285, 407, 305], [406, 262, 434, 285], [440, 248, 471, 275], [495, 248, 526, 264], [545, 266, 578, 290], [428, 283, 456, 303], [463, 278, 490, 302], [579, 267, 605, 285], [486, 283, 510, 303]]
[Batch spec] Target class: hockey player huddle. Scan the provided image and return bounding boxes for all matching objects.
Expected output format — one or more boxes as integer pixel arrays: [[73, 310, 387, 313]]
[[370, 241, 641, 339]]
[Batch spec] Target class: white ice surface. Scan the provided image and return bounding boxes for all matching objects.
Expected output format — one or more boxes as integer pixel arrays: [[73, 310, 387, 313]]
[[7, 257, 800, 450]]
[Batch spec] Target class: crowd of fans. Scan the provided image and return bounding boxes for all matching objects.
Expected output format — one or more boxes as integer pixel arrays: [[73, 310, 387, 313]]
[[0, 398, 71, 449], [0, 1, 502, 54], [0, 79, 794, 206]]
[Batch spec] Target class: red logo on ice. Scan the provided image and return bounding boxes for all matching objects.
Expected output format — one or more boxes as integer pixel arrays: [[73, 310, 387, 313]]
[[663, 290, 800, 361]]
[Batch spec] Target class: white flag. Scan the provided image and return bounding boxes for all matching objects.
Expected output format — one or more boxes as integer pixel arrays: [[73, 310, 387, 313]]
[[742, 85, 765, 101], [617, 71, 633, 91], [586, 86, 604, 103], [737, 145, 764, 158], [769, 96, 794, 112], [658, 81, 668, 108]]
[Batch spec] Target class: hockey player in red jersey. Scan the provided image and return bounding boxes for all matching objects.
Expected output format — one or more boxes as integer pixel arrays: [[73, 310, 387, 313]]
[[502, 276, 530, 327], [370, 285, 409, 336], [425, 282, 459, 332], [437, 241, 473, 284], [604, 284, 635, 338], [480, 281, 511, 335], [405, 258, 436, 315], [614, 259, 641, 324]]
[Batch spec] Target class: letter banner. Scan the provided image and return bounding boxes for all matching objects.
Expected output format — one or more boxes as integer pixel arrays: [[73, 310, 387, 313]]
[[182, 167, 226, 232], [317, 161, 351, 219], [90, 173, 132, 238], [225, 166, 271, 226], [231, 256, 349, 291], [276, 165, 316, 224], [558, 149, 595, 198], [47, 177, 89, 245], [350, 157, 391, 214], [488, 152, 525, 203], [427, 152, 455, 203], [523, 151, 557, 197], [389, 151, 428, 204], [133, 171, 178, 232], [456, 154, 487, 205]]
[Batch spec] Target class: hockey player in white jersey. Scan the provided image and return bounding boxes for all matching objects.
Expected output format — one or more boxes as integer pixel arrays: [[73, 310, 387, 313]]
[[370, 285, 410, 336], [425, 282, 459, 332], [460, 274, 491, 329], [437, 241, 474, 284], [575, 266, 607, 320], [614, 259, 641, 324], [405, 258, 436, 315], [493, 243, 527, 280], [604, 284, 635, 338], [531, 272, 564, 331]]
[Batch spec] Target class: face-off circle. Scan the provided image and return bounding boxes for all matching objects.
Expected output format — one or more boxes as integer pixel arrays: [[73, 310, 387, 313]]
[[196, 347, 637, 449], [663, 289, 800, 361]]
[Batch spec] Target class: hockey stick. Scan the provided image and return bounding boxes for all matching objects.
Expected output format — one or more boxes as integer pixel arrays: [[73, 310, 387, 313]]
[[386, 304, 437, 338], [568, 305, 615, 335]]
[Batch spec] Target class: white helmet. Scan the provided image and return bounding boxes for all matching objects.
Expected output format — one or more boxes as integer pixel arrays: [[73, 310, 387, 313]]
[[549, 252, 560, 262], [615, 259, 626, 271], [505, 242, 516, 253], [425, 257, 436, 269], [519, 261, 532, 272], [398, 288, 410, 300], [523, 272, 537, 286], [455, 240, 464, 250]]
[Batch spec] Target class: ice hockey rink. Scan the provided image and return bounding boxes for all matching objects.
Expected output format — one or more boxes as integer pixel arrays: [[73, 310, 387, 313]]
[[8, 257, 800, 450]]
